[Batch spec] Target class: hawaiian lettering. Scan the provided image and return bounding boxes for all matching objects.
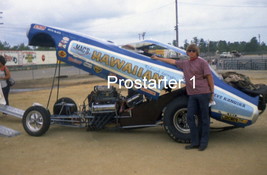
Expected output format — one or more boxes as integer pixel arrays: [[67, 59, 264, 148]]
[[90, 50, 164, 82]]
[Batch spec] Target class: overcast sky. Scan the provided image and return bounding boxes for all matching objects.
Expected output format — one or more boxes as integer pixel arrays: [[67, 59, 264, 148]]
[[0, 0, 267, 47]]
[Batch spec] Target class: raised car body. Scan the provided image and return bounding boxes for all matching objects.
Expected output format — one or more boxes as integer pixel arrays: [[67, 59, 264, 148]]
[[23, 24, 266, 141]]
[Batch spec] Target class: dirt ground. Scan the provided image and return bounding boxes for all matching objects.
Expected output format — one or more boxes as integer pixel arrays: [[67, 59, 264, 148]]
[[0, 70, 267, 175]]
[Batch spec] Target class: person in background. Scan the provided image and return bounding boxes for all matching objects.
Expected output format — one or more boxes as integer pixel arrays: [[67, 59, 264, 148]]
[[0, 55, 11, 106], [151, 44, 214, 151]]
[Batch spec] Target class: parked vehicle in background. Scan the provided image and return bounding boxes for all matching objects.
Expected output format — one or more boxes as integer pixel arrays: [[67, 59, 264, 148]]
[[220, 51, 242, 58], [231, 50, 242, 57], [220, 52, 233, 58]]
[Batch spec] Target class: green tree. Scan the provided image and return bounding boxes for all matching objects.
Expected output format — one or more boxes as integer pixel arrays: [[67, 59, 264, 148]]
[[192, 37, 199, 45], [199, 38, 207, 53], [209, 41, 218, 53], [12, 43, 31, 50], [183, 39, 189, 50], [245, 37, 259, 53], [217, 40, 228, 52], [0, 41, 11, 50]]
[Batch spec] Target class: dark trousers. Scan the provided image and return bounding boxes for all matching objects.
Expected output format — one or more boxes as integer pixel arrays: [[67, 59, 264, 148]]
[[2, 86, 10, 105], [187, 93, 211, 146]]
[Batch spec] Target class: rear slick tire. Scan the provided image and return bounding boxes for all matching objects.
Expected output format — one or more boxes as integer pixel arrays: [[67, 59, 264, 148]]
[[163, 97, 191, 143]]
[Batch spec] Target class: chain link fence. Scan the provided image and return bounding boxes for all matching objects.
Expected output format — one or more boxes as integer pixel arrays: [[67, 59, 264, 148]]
[[214, 57, 267, 70]]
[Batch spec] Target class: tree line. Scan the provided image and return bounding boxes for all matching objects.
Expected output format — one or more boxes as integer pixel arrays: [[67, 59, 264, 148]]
[[1, 36, 267, 55], [0, 41, 55, 51], [179, 36, 267, 55]]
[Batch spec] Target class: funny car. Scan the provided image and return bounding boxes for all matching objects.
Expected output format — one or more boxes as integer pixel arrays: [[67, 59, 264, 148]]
[[22, 24, 267, 143]]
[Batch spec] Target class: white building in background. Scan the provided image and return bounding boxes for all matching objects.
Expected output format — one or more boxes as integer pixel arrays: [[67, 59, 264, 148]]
[[0, 51, 57, 66]]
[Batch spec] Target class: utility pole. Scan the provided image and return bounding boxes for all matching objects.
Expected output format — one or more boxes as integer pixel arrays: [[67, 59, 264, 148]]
[[0, 12, 3, 25], [138, 32, 146, 40], [142, 32, 146, 40], [175, 0, 179, 47]]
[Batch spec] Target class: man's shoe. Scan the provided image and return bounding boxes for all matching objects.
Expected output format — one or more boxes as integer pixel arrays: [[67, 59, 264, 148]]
[[185, 145, 199, 150], [198, 145, 207, 151]]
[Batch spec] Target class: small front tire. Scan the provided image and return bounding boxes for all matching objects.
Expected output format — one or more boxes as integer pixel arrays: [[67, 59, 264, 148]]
[[22, 106, 51, 136]]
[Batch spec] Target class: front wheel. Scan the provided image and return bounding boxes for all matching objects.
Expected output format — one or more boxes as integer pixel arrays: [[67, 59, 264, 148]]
[[163, 97, 191, 143], [22, 106, 51, 136]]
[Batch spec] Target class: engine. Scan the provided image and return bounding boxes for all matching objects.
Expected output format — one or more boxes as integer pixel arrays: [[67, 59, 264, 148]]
[[87, 86, 119, 130], [87, 85, 144, 130], [88, 85, 119, 114]]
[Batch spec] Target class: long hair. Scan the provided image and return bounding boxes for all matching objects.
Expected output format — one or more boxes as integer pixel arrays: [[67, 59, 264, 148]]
[[0, 55, 6, 65], [186, 44, 200, 57]]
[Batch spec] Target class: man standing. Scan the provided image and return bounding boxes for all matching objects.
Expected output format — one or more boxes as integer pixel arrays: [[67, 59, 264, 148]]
[[151, 44, 214, 151]]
